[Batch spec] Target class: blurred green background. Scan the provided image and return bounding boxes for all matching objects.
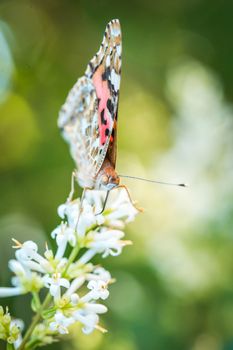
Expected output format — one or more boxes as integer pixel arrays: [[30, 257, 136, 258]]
[[1, 0, 233, 349]]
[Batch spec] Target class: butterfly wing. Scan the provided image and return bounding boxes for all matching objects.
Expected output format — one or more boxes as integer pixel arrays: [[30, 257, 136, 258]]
[[58, 76, 99, 188], [85, 19, 122, 170], [58, 19, 122, 188]]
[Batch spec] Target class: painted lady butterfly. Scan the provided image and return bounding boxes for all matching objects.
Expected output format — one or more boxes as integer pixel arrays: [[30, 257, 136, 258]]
[[58, 19, 121, 193], [58, 19, 186, 208]]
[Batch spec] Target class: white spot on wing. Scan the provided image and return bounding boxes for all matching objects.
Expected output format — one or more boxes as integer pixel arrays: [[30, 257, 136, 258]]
[[111, 70, 120, 91], [106, 55, 110, 67], [116, 44, 122, 56]]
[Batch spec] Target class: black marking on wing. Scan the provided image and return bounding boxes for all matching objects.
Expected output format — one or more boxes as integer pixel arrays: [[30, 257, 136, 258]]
[[100, 109, 107, 125], [107, 99, 114, 114]]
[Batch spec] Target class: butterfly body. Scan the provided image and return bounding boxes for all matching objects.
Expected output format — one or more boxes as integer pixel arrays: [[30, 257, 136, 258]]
[[58, 19, 121, 191], [95, 157, 120, 191]]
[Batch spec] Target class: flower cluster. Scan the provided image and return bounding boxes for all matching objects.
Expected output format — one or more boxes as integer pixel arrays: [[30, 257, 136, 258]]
[[0, 189, 138, 349], [0, 306, 23, 348]]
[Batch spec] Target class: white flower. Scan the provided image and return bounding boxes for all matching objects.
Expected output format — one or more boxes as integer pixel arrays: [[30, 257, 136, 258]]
[[0, 307, 24, 347], [70, 293, 79, 305], [8, 260, 27, 276], [56, 258, 68, 272], [65, 276, 85, 296], [49, 311, 74, 334], [106, 189, 139, 223], [3, 259, 43, 295], [58, 200, 80, 228], [57, 204, 67, 219], [86, 267, 111, 282], [84, 190, 104, 214], [87, 229, 132, 258], [51, 222, 76, 259], [83, 303, 107, 314], [86, 280, 109, 300], [0, 182, 138, 343], [75, 198, 104, 236], [52, 222, 76, 243], [85, 189, 138, 225], [77, 203, 99, 237], [15, 241, 38, 261], [78, 250, 97, 265], [11, 319, 24, 349], [11, 318, 24, 331], [43, 273, 70, 301], [15, 241, 52, 273], [73, 312, 99, 334], [11, 272, 44, 294], [0, 287, 24, 297], [57, 198, 103, 237]]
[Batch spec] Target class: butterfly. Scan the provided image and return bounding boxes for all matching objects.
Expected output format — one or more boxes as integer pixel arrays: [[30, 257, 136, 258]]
[[58, 19, 186, 211], [58, 19, 122, 197]]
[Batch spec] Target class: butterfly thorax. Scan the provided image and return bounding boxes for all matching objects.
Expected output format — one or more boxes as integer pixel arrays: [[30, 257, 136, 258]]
[[95, 157, 119, 190]]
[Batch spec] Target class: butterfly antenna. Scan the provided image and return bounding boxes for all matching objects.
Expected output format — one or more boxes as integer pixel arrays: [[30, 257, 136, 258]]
[[119, 175, 188, 187]]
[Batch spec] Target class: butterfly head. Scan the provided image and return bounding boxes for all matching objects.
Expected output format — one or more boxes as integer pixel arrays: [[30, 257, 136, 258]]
[[96, 166, 120, 191]]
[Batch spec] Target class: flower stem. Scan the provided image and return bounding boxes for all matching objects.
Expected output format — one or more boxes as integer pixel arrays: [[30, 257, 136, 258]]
[[62, 243, 80, 276], [18, 293, 52, 350], [7, 343, 15, 350], [18, 244, 80, 350]]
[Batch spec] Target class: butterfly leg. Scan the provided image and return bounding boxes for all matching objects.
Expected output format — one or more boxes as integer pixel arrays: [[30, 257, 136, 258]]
[[117, 185, 144, 212], [67, 170, 77, 202], [95, 190, 110, 216], [75, 187, 92, 232]]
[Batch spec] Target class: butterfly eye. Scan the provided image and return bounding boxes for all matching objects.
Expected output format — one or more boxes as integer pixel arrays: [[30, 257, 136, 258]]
[[101, 175, 109, 185]]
